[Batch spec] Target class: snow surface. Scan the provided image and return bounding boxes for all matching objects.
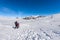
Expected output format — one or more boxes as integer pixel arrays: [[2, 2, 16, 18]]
[[0, 14, 60, 40]]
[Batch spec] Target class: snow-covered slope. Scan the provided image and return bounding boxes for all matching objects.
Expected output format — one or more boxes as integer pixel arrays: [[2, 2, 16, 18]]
[[0, 14, 60, 40]]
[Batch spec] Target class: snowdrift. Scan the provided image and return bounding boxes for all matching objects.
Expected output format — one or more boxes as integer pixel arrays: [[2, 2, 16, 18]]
[[0, 14, 60, 40]]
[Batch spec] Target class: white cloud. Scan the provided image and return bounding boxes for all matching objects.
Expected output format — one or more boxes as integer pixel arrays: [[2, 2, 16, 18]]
[[0, 7, 23, 18]]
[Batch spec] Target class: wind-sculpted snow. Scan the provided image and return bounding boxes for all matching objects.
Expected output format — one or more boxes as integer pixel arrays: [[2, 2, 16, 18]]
[[0, 14, 60, 40]]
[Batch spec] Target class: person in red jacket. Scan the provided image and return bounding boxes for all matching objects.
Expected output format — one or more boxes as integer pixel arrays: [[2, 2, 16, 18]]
[[15, 21, 19, 28]]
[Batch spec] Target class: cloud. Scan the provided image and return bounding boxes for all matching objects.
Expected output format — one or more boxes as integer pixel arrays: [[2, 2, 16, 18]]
[[0, 7, 23, 18]]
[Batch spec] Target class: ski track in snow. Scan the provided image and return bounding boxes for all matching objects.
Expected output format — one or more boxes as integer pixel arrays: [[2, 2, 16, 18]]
[[0, 14, 60, 40]]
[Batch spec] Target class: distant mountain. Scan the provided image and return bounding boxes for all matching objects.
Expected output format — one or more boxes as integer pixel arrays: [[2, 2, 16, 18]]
[[23, 15, 46, 20]]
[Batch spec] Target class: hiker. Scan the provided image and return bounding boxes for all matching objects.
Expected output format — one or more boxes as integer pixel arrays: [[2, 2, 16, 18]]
[[15, 21, 19, 28]]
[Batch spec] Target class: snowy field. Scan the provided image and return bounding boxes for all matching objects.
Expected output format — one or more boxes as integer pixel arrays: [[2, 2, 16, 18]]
[[0, 14, 60, 40]]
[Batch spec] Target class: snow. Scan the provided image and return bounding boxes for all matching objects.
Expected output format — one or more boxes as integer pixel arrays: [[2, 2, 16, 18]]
[[0, 14, 60, 40]]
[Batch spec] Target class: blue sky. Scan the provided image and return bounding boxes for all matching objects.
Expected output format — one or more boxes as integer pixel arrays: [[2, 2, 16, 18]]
[[0, 0, 60, 17]]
